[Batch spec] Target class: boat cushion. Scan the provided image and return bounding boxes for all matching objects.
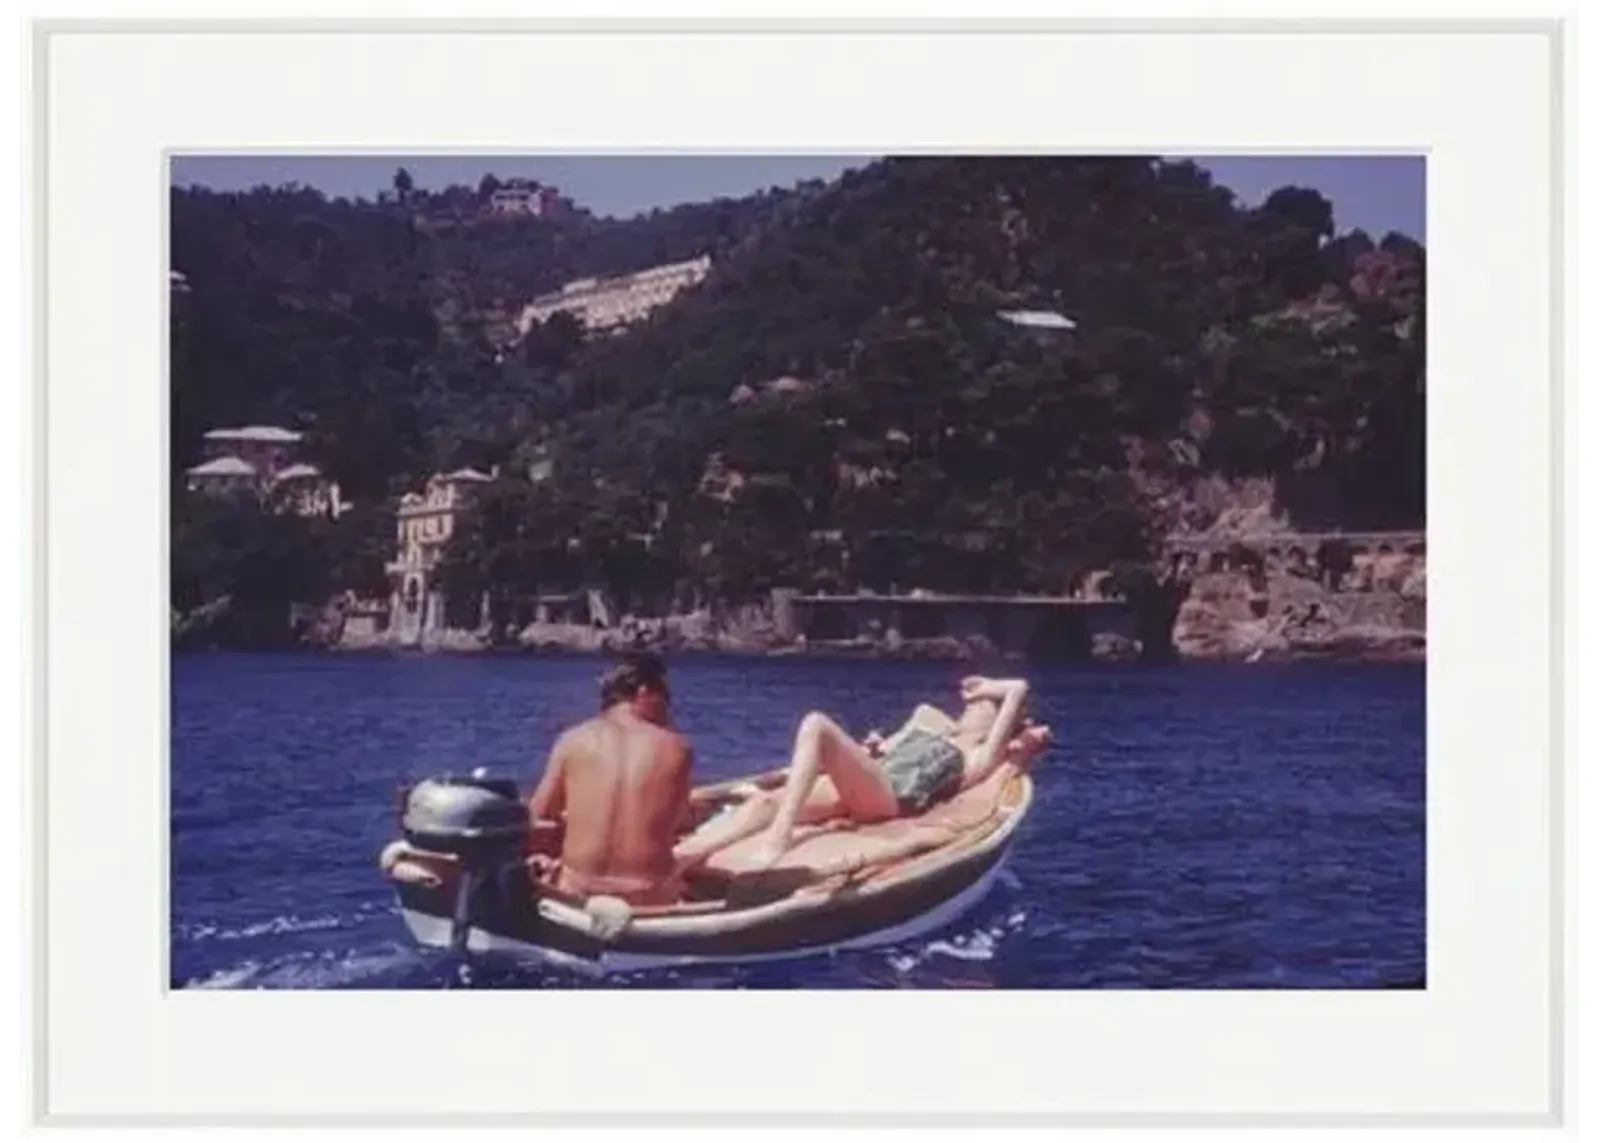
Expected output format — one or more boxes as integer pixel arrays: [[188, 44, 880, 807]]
[[699, 764, 1018, 884]]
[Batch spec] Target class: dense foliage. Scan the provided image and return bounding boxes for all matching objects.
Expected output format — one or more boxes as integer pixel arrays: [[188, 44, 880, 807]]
[[170, 158, 1424, 629]]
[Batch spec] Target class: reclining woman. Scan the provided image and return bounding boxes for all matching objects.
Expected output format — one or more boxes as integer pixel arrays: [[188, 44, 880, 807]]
[[676, 675, 1045, 873]]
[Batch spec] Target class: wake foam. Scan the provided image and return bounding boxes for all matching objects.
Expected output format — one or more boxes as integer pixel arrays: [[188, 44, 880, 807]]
[[176, 900, 387, 944], [181, 943, 428, 990], [886, 906, 1029, 974]]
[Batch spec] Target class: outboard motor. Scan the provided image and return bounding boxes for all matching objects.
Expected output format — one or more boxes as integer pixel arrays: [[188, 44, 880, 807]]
[[399, 768, 529, 951]]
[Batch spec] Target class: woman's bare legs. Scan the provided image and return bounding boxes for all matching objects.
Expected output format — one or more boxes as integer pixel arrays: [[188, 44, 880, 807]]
[[673, 769, 861, 871], [675, 721, 1054, 874], [745, 712, 899, 870], [673, 795, 778, 868]]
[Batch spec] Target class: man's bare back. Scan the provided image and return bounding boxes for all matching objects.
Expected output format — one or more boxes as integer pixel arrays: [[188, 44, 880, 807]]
[[526, 654, 693, 905]]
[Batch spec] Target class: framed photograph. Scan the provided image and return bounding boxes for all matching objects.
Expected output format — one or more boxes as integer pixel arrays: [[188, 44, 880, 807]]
[[27, 16, 1570, 1127]]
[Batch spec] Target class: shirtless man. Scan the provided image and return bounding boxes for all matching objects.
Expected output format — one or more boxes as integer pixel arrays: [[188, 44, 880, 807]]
[[526, 652, 694, 906]]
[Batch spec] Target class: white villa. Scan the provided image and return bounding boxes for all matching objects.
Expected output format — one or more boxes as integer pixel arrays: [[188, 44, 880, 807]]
[[487, 178, 565, 218], [184, 425, 349, 520], [385, 467, 496, 644], [518, 255, 712, 336]]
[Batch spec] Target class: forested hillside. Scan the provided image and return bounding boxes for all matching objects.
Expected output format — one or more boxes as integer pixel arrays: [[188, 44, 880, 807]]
[[169, 157, 1424, 632]]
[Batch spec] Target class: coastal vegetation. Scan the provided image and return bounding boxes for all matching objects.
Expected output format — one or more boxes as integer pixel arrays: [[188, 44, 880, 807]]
[[169, 158, 1424, 646]]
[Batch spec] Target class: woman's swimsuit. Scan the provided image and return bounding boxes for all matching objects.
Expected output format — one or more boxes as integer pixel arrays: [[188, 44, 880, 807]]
[[875, 729, 965, 814]]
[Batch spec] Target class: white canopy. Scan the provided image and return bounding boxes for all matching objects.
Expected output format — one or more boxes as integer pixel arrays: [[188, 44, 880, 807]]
[[187, 456, 257, 477]]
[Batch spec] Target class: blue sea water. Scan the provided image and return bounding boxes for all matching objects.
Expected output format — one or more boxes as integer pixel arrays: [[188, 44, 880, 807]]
[[170, 653, 1425, 990]]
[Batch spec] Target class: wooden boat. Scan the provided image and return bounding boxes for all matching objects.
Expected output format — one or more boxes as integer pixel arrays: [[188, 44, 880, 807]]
[[379, 760, 1035, 975]]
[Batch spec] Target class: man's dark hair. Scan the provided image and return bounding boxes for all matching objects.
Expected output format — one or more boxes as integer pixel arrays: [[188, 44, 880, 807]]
[[598, 651, 669, 710]]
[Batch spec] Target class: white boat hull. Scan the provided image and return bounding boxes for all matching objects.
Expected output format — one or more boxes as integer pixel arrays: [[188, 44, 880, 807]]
[[398, 853, 1009, 976]]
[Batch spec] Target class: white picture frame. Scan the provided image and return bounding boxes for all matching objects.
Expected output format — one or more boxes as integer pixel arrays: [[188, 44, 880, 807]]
[[23, 14, 1574, 1130]]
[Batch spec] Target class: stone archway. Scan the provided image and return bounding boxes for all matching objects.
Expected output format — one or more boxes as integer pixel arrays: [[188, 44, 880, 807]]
[[386, 571, 431, 647]]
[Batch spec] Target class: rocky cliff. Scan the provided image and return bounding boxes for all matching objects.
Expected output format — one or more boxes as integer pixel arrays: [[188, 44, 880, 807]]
[[1172, 548, 1425, 663]]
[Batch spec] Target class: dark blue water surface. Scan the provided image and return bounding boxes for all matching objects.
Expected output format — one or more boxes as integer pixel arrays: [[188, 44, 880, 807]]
[[170, 653, 1424, 989]]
